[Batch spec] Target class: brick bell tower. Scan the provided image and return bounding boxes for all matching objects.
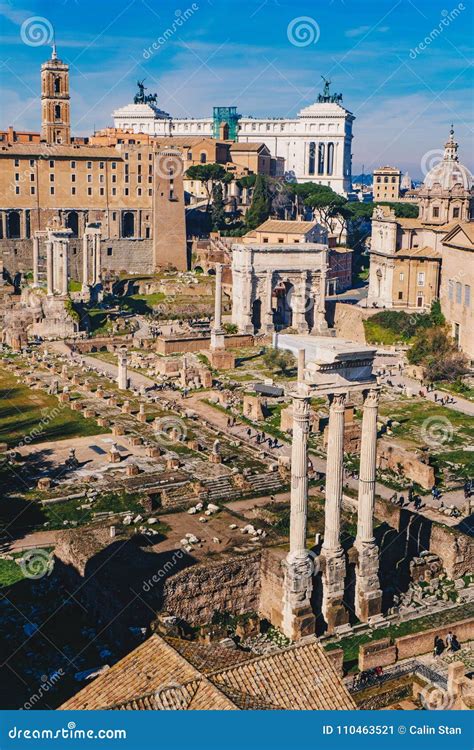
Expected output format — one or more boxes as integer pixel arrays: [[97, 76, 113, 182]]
[[41, 43, 71, 144]]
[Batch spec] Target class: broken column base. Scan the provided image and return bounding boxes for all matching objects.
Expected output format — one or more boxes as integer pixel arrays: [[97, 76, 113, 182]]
[[320, 548, 349, 634], [353, 541, 383, 622], [209, 349, 235, 370], [281, 554, 316, 641]]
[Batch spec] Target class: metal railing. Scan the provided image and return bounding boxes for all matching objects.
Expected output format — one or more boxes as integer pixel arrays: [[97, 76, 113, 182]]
[[349, 659, 448, 693]]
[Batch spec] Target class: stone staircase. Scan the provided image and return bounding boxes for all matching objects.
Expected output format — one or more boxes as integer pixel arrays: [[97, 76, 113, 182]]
[[202, 475, 235, 502], [245, 473, 284, 496]]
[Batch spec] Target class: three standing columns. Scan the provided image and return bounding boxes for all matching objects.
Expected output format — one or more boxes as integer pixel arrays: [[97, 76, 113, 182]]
[[354, 388, 383, 620], [320, 393, 349, 632], [281, 388, 316, 641]]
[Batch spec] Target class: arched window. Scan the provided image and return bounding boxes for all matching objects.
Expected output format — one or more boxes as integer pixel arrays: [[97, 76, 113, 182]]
[[327, 143, 334, 176], [122, 211, 134, 238], [200, 152, 207, 164], [54, 104, 61, 120], [317, 143, 325, 175], [66, 211, 79, 237], [54, 77, 61, 94], [7, 211, 21, 239], [308, 142, 316, 175]]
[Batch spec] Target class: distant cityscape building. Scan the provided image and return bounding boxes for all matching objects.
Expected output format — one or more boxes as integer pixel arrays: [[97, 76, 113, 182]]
[[367, 128, 474, 358], [113, 80, 354, 194], [372, 166, 401, 201]]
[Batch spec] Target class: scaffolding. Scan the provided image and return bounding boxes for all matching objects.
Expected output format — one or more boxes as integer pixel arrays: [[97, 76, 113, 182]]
[[212, 106, 241, 141]]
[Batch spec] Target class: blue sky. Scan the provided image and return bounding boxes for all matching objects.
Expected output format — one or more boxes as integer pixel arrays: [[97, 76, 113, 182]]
[[0, 0, 473, 177]]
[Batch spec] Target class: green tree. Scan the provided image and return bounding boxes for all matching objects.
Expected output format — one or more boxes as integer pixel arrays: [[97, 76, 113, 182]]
[[210, 183, 226, 231], [262, 348, 295, 375], [245, 174, 271, 230], [185, 163, 227, 211], [429, 298, 445, 326]]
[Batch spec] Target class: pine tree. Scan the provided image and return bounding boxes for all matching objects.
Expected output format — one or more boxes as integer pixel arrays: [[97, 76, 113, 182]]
[[245, 175, 271, 230], [211, 183, 226, 231]]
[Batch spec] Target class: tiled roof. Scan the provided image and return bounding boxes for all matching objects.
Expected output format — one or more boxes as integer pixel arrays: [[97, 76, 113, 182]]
[[397, 246, 441, 259], [229, 142, 266, 152], [210, 640, 356, 711], [60, 634, 355, 711], [252, 219, 318, 234]]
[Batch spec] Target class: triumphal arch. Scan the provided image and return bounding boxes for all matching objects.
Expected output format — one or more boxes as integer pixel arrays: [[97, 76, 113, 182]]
[[231, 243, 329, 335]]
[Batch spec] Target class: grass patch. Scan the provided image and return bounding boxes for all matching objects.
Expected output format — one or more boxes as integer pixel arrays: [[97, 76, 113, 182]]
[[0, 367, 107, 448]]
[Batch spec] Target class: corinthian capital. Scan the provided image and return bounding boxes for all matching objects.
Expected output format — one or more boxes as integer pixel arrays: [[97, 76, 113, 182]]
[[364, 388, 380, 408]]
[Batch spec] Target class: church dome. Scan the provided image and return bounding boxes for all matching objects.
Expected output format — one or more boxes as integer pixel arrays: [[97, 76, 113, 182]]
[[423, 127, 473, 192]]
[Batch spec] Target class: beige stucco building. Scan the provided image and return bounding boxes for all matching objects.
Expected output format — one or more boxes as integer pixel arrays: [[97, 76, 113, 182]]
[[440, 223, 474, 360], [373, 166, 401, 201], [367, 129, 473, 328], [0, 47, 187, 276]]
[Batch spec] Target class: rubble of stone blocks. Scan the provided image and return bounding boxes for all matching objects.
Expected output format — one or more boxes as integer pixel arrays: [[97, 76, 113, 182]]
[[376, 437, 435, 489]]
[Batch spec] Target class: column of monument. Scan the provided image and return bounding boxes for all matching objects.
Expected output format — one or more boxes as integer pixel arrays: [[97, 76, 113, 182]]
[[293, 272, 309, 334], [59, 240, 68, 295], [32, 236, 40, 287], [312, 261, 328, 333], [117, 351, 128, 390], [210, 263, 224, 350], [264, 269, 274, 333], [321, 392, 349, 632], [46, 240, 54, 296], [93, 233, 101, 285], [354, 388, 382, 620], [82, 233, 89, 290], [281, 385, 316, 640]]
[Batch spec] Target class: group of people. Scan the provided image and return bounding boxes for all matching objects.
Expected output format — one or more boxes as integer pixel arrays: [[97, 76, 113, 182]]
[[433, 632, 461, 657], [245, 427, 279, 450], [390, 487, 423, 511]]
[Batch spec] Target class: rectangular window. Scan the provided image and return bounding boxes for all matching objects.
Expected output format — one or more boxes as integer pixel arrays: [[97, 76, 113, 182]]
[[14, 159, 19, 167], [453, 207, 460, 218], [50, 173, 54, 182], [124, 188, 129, 196], [50, 186, 54, 195], [87, 161, 92, 169], [137, 188, 142, 196], [399, 272, 404, 281], [465, 285, 471, 307], [107, 247, 113, 256], [112, 175, 116, 183], [99, 161, 104, 169], [99, 174, 104, 183], [137, 153, 141, 160], [148, 188, 152, 196], [448, 280, 454, 300], [87, 174, 92, 182], [455, 281, 462, 304], [433, 207, 439, 218], [29, 159, 35, 167], [71, 187, 76, 195], [398, 291, 403, 300], [112, 212, 117, 220], [71, 174, 76, 182], [87, 187, 92, 196], [30, 186, 35, 195], [417, 272, 425, 286], [100, 187, 104, 195], [15, 173, 19, 181], [30, 173, 35, 181], [112, 187, 116, 196], [15, 186, 20, 194], [49, 160, 54, 168], [112, 162, 116, 169], [71, 161, 76, 169]]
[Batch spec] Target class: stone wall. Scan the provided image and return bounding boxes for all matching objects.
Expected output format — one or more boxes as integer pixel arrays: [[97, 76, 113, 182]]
[[377, 439, 435, 490], [1, 238, 154, 278], [327, 302, 374, 344], [154, 333, 254, 354], [374, 497, 473, 579], [357, 618, 474, 669], [395, 618, 474, 661], [161, 553, 262, 625], [258, 547, 285, 628], [358, 638, 397, 670]]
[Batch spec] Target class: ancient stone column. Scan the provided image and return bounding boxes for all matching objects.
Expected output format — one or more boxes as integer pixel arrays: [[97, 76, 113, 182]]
[[355, 388, 382, 621], [32, 236, 40, 287], [117, 351, 128, 390], [46, 240, 54, 296], [93, 233, 101, 285], [263, 269, 274, 333], [292, 272, 309, 334], [297, 348, 305, 383], [60, 240, 68, 296], [281, 387, 316, 640], [82, 233, 89, 289], [321, 392, 348, 632], [312, 263, 328, 333], [210, 263, 225, 350]]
